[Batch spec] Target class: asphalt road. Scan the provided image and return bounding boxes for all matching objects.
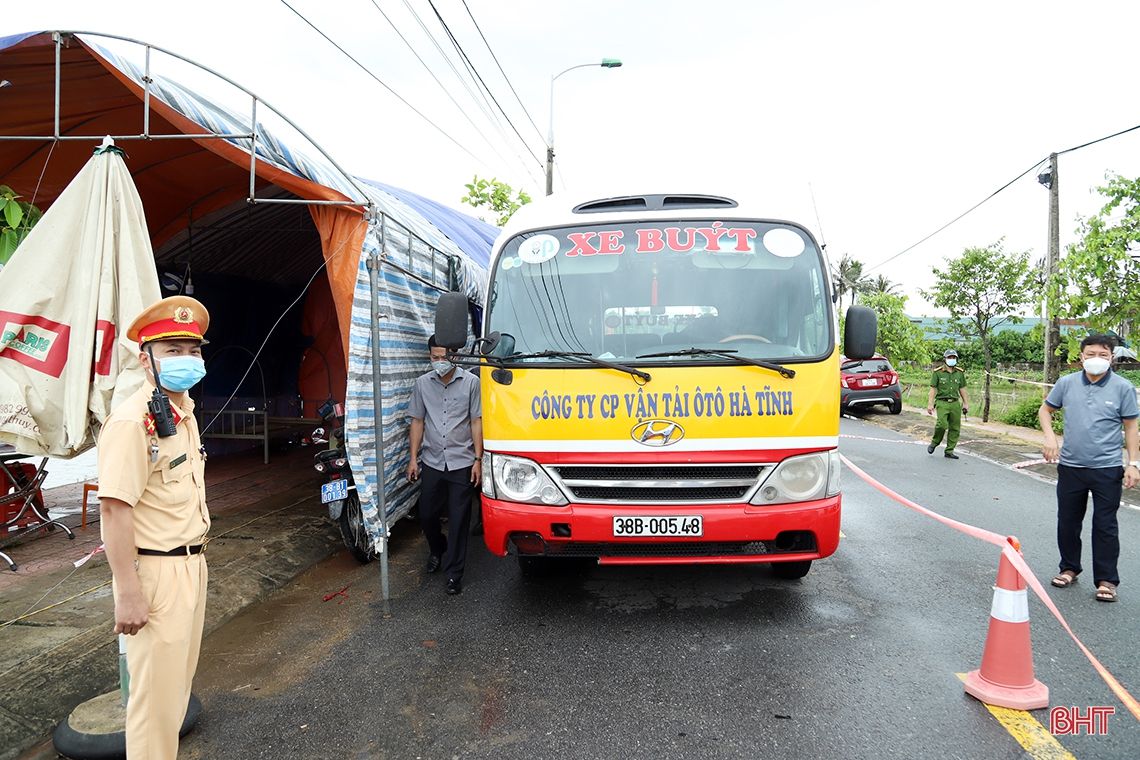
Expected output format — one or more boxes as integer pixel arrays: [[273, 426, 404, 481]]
[[179, 415, 1139, 759]]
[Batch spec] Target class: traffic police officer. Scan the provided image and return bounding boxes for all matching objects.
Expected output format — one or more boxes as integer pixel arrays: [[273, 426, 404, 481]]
[[926, 348, 969, 459], [98, 296, 210, 759]]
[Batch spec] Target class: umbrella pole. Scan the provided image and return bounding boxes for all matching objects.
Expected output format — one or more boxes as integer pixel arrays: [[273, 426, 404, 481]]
[[367, 245, 391, 618]]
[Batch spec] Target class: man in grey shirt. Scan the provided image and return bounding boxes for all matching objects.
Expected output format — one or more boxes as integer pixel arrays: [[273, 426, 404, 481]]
[[1040, 334, 1139, 603], [406, 335, 483, 595]]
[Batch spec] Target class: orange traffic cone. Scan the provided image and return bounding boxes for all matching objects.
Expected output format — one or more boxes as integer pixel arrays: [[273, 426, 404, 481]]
[[963, 539, 1049, 710]]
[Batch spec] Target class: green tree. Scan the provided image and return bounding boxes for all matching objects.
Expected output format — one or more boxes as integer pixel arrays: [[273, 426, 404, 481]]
[[989, 326, 1043, 364], [0, 185, 42, 269], [833, 253, 868, 312], [1058, 174, 1140, 339], [460, 176, 531, 227], [857, 291, 927, 365], [869, 274, 900, 295], [922, 240, 1037, 421]]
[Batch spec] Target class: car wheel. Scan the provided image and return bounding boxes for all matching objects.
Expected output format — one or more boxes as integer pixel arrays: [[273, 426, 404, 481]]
[[889, 399, 902, 415], [772, 560, 812, 579], [518, 555, 551, 576]]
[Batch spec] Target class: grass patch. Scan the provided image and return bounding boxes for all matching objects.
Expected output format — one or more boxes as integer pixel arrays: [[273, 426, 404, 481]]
[[897, 366, 1046, 422]]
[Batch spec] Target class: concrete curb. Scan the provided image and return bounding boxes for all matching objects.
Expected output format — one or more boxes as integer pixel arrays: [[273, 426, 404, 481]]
[[0, 487, 342, 760]]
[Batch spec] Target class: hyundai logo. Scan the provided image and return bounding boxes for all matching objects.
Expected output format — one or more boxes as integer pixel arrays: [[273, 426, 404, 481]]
[[630, 419, 685, 447]]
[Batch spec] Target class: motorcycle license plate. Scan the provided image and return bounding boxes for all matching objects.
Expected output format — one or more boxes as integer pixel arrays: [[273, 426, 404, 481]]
[[321, 479, 348, 504], [613, 515, 703, 537]]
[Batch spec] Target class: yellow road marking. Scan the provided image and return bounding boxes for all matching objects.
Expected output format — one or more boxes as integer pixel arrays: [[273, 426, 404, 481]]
[[955, 674, 1075, 759]]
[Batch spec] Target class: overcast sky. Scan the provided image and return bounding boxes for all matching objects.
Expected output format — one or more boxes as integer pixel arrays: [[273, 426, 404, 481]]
[[8, 1, 1140, 315]]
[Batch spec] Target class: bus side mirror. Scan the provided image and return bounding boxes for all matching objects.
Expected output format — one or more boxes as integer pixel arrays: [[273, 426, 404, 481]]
[[843, 305, 877, 360], [434, 292, 469, 350]]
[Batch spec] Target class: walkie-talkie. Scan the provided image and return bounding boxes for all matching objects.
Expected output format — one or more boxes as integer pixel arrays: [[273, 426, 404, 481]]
[[148, 389, 177, 438], [146, 346, 178, 438]]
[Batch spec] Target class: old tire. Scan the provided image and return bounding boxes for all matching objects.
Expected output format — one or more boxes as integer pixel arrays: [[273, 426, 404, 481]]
[[338, 493, 375, 564], [52, 693, 201, 759], [772, 560, 812, 579]]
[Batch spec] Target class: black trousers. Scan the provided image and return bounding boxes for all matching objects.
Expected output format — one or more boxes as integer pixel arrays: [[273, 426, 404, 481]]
[[419, 464, 473, 580], [1056, 464, 1123, 586]]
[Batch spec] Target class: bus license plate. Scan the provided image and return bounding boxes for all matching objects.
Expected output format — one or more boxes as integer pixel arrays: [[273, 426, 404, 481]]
[[321, 479, 348, 504], [613, 515, 703, 537]]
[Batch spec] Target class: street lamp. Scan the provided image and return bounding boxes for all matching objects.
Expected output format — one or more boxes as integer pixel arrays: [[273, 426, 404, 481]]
[[546, 58, 622, 196]]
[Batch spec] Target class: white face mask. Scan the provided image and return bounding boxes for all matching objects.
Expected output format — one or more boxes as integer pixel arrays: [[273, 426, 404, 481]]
[[945, 358, 957, 367], [1082, 357, 1111, 376], [432, 360, 454, 377]]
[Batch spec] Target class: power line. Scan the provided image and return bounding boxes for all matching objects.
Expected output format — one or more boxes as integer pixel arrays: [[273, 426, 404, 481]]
[[1058, 121, 1140, 156], [365, 0, 519, 174], [391, 0, 539, 183], [866, 118, 1140, 274], [864, 157, 1046, 274], [278, 0, 489, 166], [426, 0, 544, 170], [395, 0, 508, 147], [459, 0, 545, 145]]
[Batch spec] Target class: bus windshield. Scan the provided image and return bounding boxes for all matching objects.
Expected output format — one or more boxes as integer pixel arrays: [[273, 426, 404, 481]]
[[486, 220, 833, 363]]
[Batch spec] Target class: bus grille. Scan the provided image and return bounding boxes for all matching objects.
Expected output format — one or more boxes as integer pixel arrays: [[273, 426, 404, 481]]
[[541, 537, 816, 558], [550, 464, 767, 504]]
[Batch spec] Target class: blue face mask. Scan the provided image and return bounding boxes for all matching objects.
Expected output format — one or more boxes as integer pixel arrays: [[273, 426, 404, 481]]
[[156, 355, 207, 392]]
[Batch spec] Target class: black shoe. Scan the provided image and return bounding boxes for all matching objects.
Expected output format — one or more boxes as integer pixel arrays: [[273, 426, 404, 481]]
[[426, 555, 441, 574], [944, 452, 959, 460], [927, 444, 936, 454], [446, 577, 463, 595]]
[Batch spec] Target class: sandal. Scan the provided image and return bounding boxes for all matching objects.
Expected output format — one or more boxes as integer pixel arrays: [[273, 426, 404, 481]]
[[1051, 570, 1078, 588], [1095, 582, 1118, 603]]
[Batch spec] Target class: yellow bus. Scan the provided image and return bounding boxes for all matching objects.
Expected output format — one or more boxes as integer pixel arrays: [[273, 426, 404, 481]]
[[436, 192, 876, 578]]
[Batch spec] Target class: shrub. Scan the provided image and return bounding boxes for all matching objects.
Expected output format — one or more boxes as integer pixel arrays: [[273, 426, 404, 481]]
[[1002, 394, 1063, 434]]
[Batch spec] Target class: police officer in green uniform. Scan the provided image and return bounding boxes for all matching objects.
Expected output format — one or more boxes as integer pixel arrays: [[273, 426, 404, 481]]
[[926, 348, 969, 459]]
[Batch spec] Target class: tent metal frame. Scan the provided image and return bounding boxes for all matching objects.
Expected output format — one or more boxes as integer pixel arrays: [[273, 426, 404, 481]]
[[1, 31, 373, 212], [0, 30, 487, 614]]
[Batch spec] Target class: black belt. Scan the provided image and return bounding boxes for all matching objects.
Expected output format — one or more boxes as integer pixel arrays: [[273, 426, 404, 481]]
[[137, 544, 204, 556]]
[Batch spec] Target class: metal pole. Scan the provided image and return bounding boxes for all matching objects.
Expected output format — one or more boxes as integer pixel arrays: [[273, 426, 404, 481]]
[[368, 219, 391, 617], [545, 73, 555, 196], [249, 98, 258, 203], [118, 634, 129, 707], [1045, 152, 1061, 384], [143, 46, 151, 137], [53, 33, 61, 138]]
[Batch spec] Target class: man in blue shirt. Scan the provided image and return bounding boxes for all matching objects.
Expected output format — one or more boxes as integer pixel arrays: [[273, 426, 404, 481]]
[[1039, 334, 1140, 603], [407, 335, 483, 596]]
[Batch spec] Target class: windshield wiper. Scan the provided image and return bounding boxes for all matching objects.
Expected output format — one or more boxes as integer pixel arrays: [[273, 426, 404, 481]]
[[502, 350, 651, 382], [636, 347, 796, 379]]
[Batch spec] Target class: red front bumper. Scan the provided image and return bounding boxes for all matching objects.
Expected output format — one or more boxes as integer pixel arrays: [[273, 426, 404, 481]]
[[481, 495, 841, 565]]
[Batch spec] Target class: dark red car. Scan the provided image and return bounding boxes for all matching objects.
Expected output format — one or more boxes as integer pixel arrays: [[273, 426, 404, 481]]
[[840, 355, 902, 414]]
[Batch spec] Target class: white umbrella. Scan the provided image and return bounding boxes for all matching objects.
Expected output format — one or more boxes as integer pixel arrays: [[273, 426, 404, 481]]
[[0, 137, 160, 456]]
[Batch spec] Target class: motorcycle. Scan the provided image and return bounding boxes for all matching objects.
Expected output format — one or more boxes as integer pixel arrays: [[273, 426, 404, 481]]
[[311, 400, 374, 563]]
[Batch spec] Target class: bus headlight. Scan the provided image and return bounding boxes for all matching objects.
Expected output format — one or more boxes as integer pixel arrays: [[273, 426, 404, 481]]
[[489, 453, 568, 506], [751, 451, 838, 505]]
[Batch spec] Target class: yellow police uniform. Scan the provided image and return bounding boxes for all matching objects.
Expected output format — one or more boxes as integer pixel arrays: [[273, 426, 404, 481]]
[[97, 296, 210, 760]]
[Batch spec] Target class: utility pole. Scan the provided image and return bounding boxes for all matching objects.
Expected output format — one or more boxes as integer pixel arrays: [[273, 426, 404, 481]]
[[1044, 152, 1061, 384]]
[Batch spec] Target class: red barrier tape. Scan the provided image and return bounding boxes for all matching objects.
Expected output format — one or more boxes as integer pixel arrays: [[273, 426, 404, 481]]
[[841, 454, 1140, 721]]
